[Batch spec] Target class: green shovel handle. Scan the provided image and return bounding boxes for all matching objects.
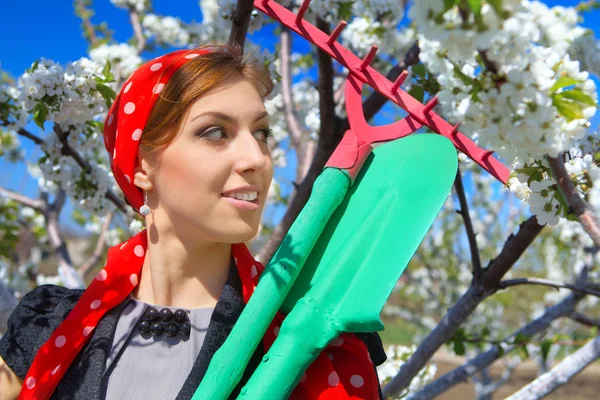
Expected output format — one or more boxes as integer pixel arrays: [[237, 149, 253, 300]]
[[192, 167, 351, 400], [237, 295, 339, 399]]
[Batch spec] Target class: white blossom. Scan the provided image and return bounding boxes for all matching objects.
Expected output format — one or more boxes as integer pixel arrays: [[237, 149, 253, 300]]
[[89, 43, 142, 77]]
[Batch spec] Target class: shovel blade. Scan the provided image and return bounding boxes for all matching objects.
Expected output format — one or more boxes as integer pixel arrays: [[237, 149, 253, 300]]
[[281, 133, 458, 332]]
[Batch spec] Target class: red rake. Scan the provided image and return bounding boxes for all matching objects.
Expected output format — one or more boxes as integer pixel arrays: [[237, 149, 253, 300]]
[[255, 0, 511, 184]]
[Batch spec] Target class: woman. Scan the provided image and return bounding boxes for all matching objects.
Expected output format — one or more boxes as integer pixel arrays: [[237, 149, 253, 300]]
[[0, 44, 386, 399]]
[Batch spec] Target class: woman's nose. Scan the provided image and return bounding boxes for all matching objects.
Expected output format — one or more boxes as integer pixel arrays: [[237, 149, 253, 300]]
[[234, 130, 269, 172]]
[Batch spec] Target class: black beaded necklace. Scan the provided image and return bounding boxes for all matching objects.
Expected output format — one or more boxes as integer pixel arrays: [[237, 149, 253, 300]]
[[136, 306, 192, 338]]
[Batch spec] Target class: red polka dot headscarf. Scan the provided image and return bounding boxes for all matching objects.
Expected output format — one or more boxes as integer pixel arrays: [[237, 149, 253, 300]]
[[103, 48, 211, 214], [19, 47, 381, 400]]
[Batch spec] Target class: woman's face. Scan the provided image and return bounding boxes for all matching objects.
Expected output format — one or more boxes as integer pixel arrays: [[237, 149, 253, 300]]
[[138, 74, 274, 244]]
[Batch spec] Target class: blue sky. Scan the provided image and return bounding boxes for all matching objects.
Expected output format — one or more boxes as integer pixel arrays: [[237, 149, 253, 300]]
[[1, 1, 599, 234]]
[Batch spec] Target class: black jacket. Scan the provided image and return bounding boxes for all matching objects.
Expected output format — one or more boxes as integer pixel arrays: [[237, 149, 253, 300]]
[[0, 262, 387, 399]]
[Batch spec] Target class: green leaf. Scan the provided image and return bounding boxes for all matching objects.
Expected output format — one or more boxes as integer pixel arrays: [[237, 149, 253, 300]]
[[550, 76, 582, 93], [496, 344, 505, 357], [559, 89, 598, 107], [450, 60, 475, 86], [517, 345, 529, 360], [29, 60, 40, 73], [409, 86, 425, 103], [467, 0, 482, 15], [453, 340, 466, 356], [540, 339, 553, 363], [98, 60, 115, 83], [553, 94, 585, 121], [513, 333, 531, 345], [102, 59, 111, 78], [96, 84, 117, 108], [443, 0, 459, 13], [32, 102, 48, 130], [488, 0, 504, 14], [338, 1, 354, 21], [412, 64, 427, 78], [481, 326, 490, 338]]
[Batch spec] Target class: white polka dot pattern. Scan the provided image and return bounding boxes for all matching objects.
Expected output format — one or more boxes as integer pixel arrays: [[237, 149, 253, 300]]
[[55, 336, 66, 348], [90, 300, 101, 310], [328, 371, 340, 387], [134, 245, 145, 257], [153, 83, 165, 94], [26, 376, 36, 389], [150, 63, 163, 71], [124, 102, 136, 114], [132, 128, 143, 141], [350, 374, 364, 388], [95, 269, 108, 281]]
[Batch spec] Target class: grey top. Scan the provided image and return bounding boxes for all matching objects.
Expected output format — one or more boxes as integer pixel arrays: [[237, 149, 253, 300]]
[[101, 293, 215, 400]]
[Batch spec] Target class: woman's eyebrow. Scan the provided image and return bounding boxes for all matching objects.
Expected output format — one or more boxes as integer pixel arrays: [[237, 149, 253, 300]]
[[191, 110, 269, 123]]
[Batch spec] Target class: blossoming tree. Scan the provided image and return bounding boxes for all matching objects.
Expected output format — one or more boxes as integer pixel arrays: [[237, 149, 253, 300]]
[[1, 0, 600, 398]]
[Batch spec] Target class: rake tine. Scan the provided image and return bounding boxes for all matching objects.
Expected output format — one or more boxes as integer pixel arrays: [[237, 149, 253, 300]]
[[327, 20, 347, 46], [449, 122, 461, 136], [359, 45, 379, 71], [422, 95, 439, 118], [391, 70, 409, 93], [479, 150, 495, 160], [296, 0, 312, 25]]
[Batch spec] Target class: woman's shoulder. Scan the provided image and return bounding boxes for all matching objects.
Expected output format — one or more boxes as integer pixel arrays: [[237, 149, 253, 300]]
[[0, 284, 84, 380]]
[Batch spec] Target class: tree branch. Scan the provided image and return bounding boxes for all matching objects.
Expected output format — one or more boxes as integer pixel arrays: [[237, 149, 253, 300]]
[[570, 312, 600, 328], [256, 16, 338, 265], [280, 25, 304, 149], [454, 167, 482, 278], [479, 217, 545, 291], [228, 0, 254, 49], [548, 154, 600, 248], [0, 279, 18, 334], [43, 189, 85, 289], [74, 0, 99, 46], [129, 9, 146, 54], [505, 335, 600, 400], [406, 291, 586, 400], [0, 185, 45, 212], [382, 216, 544, 397], [14, 125, 128, 214], [79, 211, 114, 282], [16, 127, 44, 145], [53, 126, 127, 213], [499, 277, 600, 298]]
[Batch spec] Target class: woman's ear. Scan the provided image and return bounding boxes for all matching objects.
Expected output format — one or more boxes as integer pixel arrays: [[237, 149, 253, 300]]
[[134, 149, 154, 191]]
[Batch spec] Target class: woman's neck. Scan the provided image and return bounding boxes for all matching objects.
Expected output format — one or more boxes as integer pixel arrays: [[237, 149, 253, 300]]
[[132, 228, 232, 309]]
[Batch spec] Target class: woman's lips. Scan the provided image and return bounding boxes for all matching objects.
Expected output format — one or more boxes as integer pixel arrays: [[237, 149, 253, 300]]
[[221, 195, 260, 210]]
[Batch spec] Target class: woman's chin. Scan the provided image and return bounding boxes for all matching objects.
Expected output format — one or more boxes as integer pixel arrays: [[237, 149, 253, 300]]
[[220, 222, 260, 243]]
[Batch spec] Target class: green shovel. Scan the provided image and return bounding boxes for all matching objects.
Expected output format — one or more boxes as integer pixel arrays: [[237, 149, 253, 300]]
[[193, 75, 458, 399]]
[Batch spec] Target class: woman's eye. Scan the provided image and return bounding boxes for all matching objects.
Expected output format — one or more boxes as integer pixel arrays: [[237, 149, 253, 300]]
[[199, 127, 227, 141], [197, 126, 273, 144]]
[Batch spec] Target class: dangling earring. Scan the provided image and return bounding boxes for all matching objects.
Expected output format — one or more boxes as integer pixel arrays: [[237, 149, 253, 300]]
[[140, 183, 151, 216]]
